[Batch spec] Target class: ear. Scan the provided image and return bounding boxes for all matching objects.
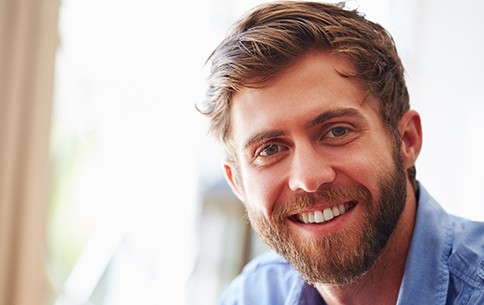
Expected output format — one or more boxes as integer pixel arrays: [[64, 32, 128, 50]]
[[223, 160, 246, 203], [398, 110, 423, 170]]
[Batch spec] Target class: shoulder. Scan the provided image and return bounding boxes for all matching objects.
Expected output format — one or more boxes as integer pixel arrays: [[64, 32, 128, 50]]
[[451, 215, 484, 247], [218, 251, 305, 305], [405, 184, 484, 303], [445, 214, 484, 303], [448, 215, 484, 287]]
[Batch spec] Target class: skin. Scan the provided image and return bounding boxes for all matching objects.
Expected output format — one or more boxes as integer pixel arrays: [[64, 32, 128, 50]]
[[223, 51, 422, 305]]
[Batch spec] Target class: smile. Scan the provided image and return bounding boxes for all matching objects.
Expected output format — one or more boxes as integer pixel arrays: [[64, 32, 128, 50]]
[[294, 201, 357, 224]]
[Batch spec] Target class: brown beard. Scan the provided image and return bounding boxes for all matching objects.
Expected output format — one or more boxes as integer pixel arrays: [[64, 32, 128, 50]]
[[246, 154, 407, 286]]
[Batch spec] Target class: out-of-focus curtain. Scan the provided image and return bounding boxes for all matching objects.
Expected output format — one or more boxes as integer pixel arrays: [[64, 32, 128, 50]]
[[0, 0, 60, 304]]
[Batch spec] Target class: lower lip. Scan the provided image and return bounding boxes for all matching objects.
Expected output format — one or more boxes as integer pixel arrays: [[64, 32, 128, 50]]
[[289, 204, 357, 235]]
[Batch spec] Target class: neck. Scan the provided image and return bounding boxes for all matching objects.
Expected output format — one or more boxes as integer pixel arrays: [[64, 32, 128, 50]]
[[315, 184, 417, 305]]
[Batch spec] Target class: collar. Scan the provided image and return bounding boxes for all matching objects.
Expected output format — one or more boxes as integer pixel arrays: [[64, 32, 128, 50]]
[[396, 183, 453, 304]]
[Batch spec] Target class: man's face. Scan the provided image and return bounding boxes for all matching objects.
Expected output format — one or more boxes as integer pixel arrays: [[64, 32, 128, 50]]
[[224, 52, 409, 285]]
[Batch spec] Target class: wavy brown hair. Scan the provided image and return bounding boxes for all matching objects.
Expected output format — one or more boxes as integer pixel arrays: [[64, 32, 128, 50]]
[[199, 1, 416, 188]]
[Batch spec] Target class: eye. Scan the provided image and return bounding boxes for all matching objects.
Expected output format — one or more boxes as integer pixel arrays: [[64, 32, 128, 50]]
[[320, 125, 358, 146], [250, 141, 290, 167], [259, 143, 285, 157], [326, 126, 349, 138]]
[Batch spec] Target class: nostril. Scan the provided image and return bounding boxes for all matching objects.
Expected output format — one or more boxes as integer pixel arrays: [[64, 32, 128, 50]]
[[288, 167, 336, 193], [288, 174, 312, 192]]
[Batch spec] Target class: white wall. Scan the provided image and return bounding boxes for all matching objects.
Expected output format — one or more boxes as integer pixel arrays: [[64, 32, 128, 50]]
[[389, 0, 484, 220]]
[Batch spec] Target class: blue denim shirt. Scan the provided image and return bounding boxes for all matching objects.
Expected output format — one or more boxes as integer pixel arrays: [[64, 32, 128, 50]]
[[219, 185, 484, 304]]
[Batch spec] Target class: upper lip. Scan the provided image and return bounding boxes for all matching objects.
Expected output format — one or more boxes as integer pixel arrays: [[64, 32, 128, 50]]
[[290, 200, 355, 215]]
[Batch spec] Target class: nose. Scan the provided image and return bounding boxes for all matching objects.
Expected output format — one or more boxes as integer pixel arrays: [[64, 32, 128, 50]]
[[288, 143, 336, 193]]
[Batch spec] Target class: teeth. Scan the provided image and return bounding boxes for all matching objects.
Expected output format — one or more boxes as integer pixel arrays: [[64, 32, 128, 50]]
[[323, 208, 334, 221], [298, 203, 352, 224], [314, 211, 324, 223], [338, 204, 346, 214], [332, 206, 340, 217]]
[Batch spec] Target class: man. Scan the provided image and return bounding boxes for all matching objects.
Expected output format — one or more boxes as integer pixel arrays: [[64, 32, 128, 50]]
[[198, 1, 484, 304]]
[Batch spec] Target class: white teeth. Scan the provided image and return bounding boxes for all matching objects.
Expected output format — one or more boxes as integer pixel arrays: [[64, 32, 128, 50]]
[[323, 208, 334, 221], [314, 211, 324, 223], [332, 206, 340, 217], [298, 203, 352, 224]]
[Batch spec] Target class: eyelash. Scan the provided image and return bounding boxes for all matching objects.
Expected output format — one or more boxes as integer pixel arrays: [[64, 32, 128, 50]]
[[256, 143, 287, 158], [323, 126, 352, 139]]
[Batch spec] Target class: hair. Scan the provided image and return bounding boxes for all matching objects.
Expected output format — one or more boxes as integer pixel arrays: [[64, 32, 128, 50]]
[[198, 1, 417, 189]]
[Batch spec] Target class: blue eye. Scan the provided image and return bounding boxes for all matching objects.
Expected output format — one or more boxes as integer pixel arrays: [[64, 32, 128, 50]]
[[327, 126, 348, 138], [259, 144, 282, 156]]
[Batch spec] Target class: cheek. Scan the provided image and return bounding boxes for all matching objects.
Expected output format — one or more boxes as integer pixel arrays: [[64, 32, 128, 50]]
[[331, 146, 394, 190], [241, 167, 287, 219]]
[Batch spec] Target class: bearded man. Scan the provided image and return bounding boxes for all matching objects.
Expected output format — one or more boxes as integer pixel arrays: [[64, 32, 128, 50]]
[[198, 2, 484, 304]]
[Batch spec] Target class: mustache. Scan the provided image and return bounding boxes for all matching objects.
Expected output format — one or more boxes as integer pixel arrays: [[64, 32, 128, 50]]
[[272, 185, 372, 221]]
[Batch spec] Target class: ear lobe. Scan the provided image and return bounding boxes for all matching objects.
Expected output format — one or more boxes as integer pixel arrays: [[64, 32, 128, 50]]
[[223, 161, 246, 203], [398, 110, 423, 169]]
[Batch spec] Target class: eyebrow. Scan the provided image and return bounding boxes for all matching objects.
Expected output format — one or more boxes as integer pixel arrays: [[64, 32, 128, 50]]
[[304, 108, 363, 129], [243, 130, 286, 151]]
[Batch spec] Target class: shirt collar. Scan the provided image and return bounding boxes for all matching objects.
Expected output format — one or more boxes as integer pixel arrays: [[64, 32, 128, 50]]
[[396, 183, 453, 305]]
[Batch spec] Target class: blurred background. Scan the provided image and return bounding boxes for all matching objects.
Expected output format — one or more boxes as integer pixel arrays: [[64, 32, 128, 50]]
[[0, 0, 483, 305]]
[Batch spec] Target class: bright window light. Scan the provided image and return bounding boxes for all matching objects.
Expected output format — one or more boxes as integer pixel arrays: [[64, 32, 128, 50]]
[[47, 1, 392, 305]]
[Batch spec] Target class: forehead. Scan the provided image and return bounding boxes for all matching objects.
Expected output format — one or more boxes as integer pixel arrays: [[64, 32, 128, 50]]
[[231, 51, 365, 108]]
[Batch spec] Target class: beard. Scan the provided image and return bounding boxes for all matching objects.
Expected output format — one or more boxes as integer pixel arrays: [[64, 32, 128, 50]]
[[246, 153, 407, 286]]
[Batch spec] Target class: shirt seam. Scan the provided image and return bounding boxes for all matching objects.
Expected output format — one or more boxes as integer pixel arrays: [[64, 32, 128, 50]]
[[448, 263, 484, 289]]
